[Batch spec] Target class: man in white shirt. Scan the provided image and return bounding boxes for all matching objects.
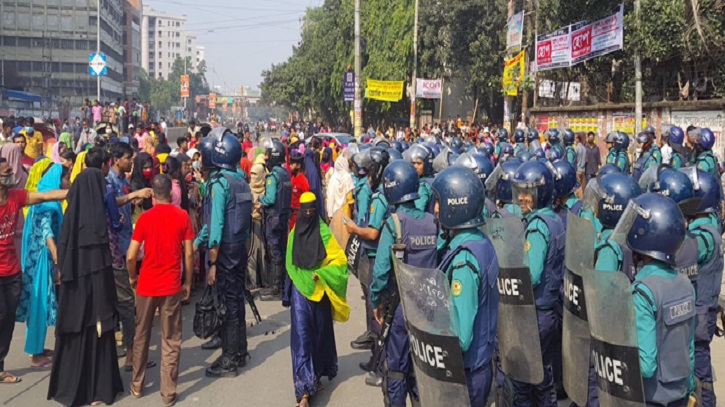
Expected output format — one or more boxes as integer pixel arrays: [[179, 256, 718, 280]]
[[660, 132, 672, 164], [160, 117, 168, 134]]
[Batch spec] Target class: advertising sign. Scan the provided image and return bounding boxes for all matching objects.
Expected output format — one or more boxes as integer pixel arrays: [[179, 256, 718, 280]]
[[366, 79, 404, 102], [503, 50, 526, 97], [570, 4, 624, 65], [180, 75, 190, 98], [415, 79, 443, 99], [209, 93, 217, 109], [507, 11, 524, 51], [536, 26, 571, 71], [343, 72, 355, 102]]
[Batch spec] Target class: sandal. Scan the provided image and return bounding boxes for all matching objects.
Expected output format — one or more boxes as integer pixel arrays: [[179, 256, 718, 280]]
[[296, 394, 310, 407], [129, 386, 142, 398], [0, 372, 21, 384], [31, 359, 53, 369]]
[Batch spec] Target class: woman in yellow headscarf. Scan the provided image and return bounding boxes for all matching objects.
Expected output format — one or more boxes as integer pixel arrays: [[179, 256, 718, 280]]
[[23, 157, 54, 217], [70, 150, 88, 183]]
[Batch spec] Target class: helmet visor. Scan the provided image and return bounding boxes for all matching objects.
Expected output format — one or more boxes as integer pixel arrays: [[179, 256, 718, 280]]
[[485, 165, 504, 193], [512, 184, 540, 212], [432, 151, 449, 173], [611, 200, 650, 248], [687, 128, 701, 144], [583, 178, 605, 214], [678, 167, 701, 192], [638, 165, 659, 191], [529, 139, 542, 151]]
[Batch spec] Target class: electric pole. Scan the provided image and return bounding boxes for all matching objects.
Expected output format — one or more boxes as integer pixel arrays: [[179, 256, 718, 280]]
[[96, 0, 101, 101], [354, 0, 363, 140], [634, 0, 642, 134], [504, 0, 514, 132], [410, 0, 419, 130]]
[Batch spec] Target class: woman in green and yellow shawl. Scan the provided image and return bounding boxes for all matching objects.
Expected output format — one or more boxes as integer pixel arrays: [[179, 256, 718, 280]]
[[285, 192, 348, 407]]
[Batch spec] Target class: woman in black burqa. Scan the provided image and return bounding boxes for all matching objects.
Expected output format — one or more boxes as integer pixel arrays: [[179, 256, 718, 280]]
[[48, 168, 124, 406]]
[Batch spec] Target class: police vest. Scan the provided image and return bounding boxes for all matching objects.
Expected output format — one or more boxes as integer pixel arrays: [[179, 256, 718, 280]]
[[606, 149, 617, 165], [670, 152, 685, 169], [635, 273, 695, 405], [632, 150, 655, 182], [674, 233, 699, 288], [552, 144, 565, 159], [361, 192, 389, 253], [616, 151, 631, 173], [556, 200, 583, 230], [438, 237, 499, 370], [388, 211, 438, 269], [565, 146, 576, 165], [595, 238, 636, 281], [692, 224, 724, 310], [696, 151, 719, 178], [528, 214, 566, 309], [267, 166, 292, 216]]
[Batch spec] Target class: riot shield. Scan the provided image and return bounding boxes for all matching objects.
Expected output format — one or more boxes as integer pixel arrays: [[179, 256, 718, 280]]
[[329, 210, 351, 249], [392, 257, 471, 407], [482, 217, 544, 384], [562, 213, 596, 406], [583, 268, 645, 407]]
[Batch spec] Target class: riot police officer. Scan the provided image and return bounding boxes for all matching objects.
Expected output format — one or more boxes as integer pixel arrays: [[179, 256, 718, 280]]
[[528, 129, 540, 153], [346, 147, 391, 373], [632, 130, 661, 181], [613, 132, 631, 173], [689, 128, 719, 178], [562, 129, 576, 165], [259, 138, 293, 301], [617, 193, 696, 407], [604, 132, 618, 165], [403, 144, 435, 214], [494, 129, 511, 160], [454, 152, 496, 218], [509, 160, 565, 407], [663, 125, 687, 169], [552, 159, 601, 235], [196, 128, 253, 378], [370, 161, 439, 407], [547, 129, 564, 159], [489, 159, 524, 218], [681, 169, 723, 406], [433, 166, 499, 406], [513, 129, 527, 156]]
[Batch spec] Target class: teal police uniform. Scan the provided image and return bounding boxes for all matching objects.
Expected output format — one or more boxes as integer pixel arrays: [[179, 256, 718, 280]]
[[564, 195, 603, 235], [195, 168, 243, 248], [615, 151, 630, 173], [605, 149, 617, 165], [565, 146, 576, 165], [514, 143, 527, 156], [694, 151, 719, 178], [414, 177, 434, 213]]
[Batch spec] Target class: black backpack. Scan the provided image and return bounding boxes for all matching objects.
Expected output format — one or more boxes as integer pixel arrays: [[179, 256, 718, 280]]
[[193, 284, 227, 339]]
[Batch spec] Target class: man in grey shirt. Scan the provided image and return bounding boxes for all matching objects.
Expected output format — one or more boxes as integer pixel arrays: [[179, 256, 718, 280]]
[[575, 133, 587, 193], [75, 119, 98, 153]]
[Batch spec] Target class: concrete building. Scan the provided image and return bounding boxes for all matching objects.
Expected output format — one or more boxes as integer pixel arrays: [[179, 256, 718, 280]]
[[141, 6, 201, 79], [0, 0, 125, 105], [122, 0, 143, 96]]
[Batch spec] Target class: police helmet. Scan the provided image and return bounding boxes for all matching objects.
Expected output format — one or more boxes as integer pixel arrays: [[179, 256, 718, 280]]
[[635, 132, 652, 144], [493, 159, 522, 203], [689, 128, 715, 150], [432, 166, 486, 229], [644, 125, 656, 135], [386, 147, 403, 161], [585, 173, 641, 229], [383, 160, 419, 205], [528, 129, 539, 144], [562, 129, 575, 146], [532, 148, 545, 160], [666, 125, 685, 145], [517, 150, 532, 162], [390, 141, 403, 153], [598, 163, 622, 179], [614, 132, 630, 152], [552, 160, 579, 199], [450, 137, 463, 150], [605, 132, 618, 144], [199, 136, 217, 170], [514, 129, 526, 144], [368, 146, 391, 189], [498, 128, 509, 142], [615, 193, 685, 265], [263, 137, 286, 168], [352, 151, 371, 176], [680, 168, 721, 214], [546, 148, 562, 162], [400, 141, 410, 150], [454, 152, 494, 182], [373, 136, 391, 148], [511, 160, 555, 210], [403, 144, 433, 176], [500, 144, 515, 158], [647, 168, 700, 217], [211, 129, 243, 170], [547, 129, 560, 144], [482, 142, 495, 157]]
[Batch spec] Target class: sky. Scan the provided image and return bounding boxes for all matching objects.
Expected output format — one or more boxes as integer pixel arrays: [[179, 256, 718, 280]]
[[145, 0, 322, 95]]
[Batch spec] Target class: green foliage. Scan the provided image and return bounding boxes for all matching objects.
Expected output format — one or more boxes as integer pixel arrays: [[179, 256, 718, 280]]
[[139, 57, 210, 114]]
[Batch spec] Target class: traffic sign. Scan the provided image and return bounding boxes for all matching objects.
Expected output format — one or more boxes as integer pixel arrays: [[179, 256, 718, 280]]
[[89, 53, 107, 76], [343, 72, 355, 102]]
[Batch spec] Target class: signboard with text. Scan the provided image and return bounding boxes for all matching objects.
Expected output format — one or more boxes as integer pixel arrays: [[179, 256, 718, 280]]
[[415, 79, 442, 99], [536, 26, 571, 71], [507, 11, 524, 51], [570, 4, 624, 65], [180, 75, 190, 98], [343, 72, 355, 102]]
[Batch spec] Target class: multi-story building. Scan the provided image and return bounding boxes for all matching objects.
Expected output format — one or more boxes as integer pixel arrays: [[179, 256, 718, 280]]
[[122, 0, 143, 96], [0, 0, 125, 105], [141, 6, 202, 80]]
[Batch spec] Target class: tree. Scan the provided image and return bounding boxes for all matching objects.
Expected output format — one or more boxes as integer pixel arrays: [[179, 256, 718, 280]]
[[138, 57, 210, 115]]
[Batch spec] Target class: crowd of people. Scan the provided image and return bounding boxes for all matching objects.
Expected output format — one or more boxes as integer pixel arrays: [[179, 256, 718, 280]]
[[0, 113, 722, 407]]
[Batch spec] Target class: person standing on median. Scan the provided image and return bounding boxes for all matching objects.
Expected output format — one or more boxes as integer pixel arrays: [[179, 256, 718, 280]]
[[126, 174, 194, 407]]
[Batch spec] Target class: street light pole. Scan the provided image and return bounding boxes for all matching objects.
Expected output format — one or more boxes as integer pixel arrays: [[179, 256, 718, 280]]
[[410, 0, 419, 131], [353, 0, 363, 140], [634, 0, 642, 134], [96, 0, 101, 101]]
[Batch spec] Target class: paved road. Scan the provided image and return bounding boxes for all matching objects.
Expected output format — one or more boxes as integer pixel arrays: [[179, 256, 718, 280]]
[[2, 278, 725, 406]]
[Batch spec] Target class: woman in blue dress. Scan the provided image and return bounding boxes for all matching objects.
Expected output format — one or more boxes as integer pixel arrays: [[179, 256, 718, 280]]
[[16, 163, 69, 368]]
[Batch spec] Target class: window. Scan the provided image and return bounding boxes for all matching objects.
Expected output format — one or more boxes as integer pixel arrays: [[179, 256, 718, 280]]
[[158, 62, 162, 68], [158, 41, 162, 47], [158, 51, 162, 57]]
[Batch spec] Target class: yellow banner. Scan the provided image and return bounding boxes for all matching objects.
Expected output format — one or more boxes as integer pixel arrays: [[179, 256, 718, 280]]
[[366, 79, 404, 102], [503, 50, 526, 96]]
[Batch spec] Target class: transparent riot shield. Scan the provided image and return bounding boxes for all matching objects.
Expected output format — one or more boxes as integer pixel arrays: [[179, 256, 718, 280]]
[[562, 213, 596, 406], [482, 217, 544, 384], [392, 257, 471, 407], [583, 268, 645, 407]]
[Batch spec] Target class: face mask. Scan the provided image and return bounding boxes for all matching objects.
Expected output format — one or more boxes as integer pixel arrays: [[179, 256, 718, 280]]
[[26, 127, 34, 133], [0, 173, 17, 188], [185, 173, 193, 183], [142, 169, 153, 180], [192, 161, 201, 170]]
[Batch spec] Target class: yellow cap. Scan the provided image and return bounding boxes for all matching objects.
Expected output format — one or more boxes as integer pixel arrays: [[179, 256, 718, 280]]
[[300, 192, 317, 204]]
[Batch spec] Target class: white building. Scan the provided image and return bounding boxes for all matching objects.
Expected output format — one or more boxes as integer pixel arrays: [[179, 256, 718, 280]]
[[141, 6, 202, 79]]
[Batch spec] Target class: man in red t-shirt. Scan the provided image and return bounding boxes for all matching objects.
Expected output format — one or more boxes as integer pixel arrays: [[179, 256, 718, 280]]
[[126, 174, 193, 405], [0, 157, 68, 383], [289, 153, 310, 230]]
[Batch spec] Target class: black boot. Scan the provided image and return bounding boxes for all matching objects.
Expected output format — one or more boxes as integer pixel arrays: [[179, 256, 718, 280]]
[[201, 334, 222, 350], [350, 331, 375, 350], [260, 262, 284, 301], [237, 320, 249, 368], [205, 320, 240, 378]]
